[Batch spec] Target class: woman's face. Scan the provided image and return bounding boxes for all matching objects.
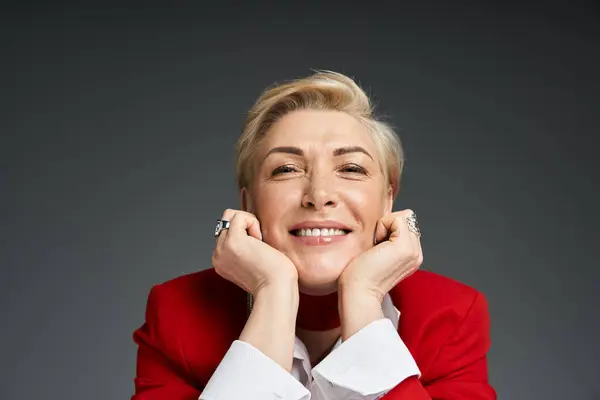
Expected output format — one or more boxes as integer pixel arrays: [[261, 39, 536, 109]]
[[244, 109, 393, 295]]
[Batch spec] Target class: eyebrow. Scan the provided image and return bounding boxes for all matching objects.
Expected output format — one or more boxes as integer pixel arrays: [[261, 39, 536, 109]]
[[333, 146, 373, 160], [265, 146, 373, 160], [265, 146, 304, 157]]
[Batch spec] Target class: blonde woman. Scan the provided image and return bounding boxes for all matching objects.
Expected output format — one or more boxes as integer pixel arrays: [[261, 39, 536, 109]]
[[131, 71, 496, 400]]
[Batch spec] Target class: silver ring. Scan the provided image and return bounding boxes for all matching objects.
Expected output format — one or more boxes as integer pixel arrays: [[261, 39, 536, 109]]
[[214, 219, 230, 238], [406, 212, 421, 238]]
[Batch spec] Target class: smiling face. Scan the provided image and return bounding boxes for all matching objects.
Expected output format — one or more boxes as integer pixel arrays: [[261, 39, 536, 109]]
[[243, 109, 393, 295]]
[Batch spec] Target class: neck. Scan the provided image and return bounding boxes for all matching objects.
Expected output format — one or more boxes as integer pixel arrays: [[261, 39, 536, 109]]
[[296, 325, 341, 366], [296, 290, 341, 331]]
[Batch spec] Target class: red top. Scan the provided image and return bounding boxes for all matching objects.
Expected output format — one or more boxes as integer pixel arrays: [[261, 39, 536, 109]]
[[131, 269, 497, 399]]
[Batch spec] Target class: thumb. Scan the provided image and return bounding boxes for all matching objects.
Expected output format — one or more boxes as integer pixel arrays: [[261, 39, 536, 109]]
[[374, 213, 404, 244], [374, 218, 390, 244], [247, 218, 263, 241]]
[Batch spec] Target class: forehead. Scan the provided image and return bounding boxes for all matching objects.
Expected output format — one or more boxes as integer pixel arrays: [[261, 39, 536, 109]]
[[261, 109, 377, 153]]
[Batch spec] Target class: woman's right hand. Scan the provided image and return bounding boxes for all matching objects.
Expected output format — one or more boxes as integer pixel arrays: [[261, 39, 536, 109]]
[[212, 209, 299, 372], [212, 209, 298, 297]]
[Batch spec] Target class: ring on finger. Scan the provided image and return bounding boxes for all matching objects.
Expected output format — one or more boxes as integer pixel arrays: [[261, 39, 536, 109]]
[[406, 212, 421, 238], [214, 219, 230, 238]]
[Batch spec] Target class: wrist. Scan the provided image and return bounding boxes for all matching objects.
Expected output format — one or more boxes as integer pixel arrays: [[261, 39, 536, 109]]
[[338, 284, 385, 341], [241, 280, 299, 373], [338, 280, 384, 304], [254, 280, 300, 310]]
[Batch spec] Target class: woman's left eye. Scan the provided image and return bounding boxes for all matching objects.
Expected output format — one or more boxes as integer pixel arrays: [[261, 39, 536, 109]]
[[339, 164, 367, 174]]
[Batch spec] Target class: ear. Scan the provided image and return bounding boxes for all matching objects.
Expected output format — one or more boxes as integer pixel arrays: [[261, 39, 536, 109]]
[[241, 187, 252, 213], [384, 185, 394, 215]]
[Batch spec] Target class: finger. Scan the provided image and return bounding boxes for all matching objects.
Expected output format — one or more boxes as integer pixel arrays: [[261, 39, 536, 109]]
[[407, 210, 424, 262], [374, 218, 391, 244], [400, 210, 423, 266], [404, 210, 422, 244], [397, 209, 420, 245], [375, 209, 421, 252], [216, 208, 237, 244], [228, 212, 262, 241], [374, 211, 407, 244], [245, 213, 262, 240]]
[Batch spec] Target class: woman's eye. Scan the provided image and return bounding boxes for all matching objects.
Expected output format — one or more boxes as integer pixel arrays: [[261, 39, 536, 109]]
[[340, 164, 367, 174], [271, 165, 298, 175]]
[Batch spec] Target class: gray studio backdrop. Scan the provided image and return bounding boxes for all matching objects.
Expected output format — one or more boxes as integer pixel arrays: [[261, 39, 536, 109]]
[[2, 3, 599, 400]]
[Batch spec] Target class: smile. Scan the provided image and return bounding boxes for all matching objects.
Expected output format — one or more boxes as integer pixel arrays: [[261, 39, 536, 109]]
[[292, 228, 350, 237]]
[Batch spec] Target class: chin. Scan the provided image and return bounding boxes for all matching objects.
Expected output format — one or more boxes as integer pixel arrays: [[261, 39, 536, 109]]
[[295, 261, 347, 296], [298, 278, 339, 296]]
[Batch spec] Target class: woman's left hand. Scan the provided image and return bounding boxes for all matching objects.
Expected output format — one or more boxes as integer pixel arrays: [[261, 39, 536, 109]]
[[338, 209, 423, 338]]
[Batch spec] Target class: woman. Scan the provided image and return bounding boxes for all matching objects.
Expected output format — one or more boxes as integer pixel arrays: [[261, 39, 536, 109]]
[[131, 71, 496, 399]]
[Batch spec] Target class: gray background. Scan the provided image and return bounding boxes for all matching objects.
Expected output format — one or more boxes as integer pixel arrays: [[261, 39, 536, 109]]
[[1, 2, 599, 399]]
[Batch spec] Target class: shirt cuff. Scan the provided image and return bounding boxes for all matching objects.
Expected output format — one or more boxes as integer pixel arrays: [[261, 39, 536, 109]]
[[200, 340, 310, 400], [312, 318, 420, 398]]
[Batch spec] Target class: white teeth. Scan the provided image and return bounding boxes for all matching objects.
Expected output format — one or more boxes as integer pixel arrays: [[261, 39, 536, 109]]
[[295, 228, 347, 237]]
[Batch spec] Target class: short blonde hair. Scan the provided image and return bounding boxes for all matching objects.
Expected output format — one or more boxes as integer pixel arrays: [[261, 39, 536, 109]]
[[235, 70, 405, 197]]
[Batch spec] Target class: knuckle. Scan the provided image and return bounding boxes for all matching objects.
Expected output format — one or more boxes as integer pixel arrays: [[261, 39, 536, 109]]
[[223, 238, 233, 251], [412, 253, 419, 263], [416, 253, 424, 266], [224, 239, 239, 255], [246, 213, 259, 224], [223, 208, 238, 219]]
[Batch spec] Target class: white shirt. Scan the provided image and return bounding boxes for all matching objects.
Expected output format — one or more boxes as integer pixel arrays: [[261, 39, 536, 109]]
[[200, 294, 420, 400]]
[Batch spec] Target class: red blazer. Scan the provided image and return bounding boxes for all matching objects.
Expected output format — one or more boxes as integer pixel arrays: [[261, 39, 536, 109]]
[[131, 269, 496, 399]]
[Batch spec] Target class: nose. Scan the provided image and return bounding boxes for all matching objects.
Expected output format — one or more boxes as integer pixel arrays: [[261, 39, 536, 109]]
[[301, 171, 338, 210]]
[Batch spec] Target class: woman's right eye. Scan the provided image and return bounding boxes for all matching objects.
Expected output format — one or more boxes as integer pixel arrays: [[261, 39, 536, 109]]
[[271, 165, 298, 175]]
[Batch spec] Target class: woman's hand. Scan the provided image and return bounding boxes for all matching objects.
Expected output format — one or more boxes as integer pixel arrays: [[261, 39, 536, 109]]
[[338, 209, 423, 339], [212, 209, 298, 297], [212, 209, 300, 372]]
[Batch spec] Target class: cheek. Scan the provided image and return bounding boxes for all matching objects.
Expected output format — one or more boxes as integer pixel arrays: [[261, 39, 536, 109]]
[[253, 186, 298, 239], [345, 185, 387, 236]]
